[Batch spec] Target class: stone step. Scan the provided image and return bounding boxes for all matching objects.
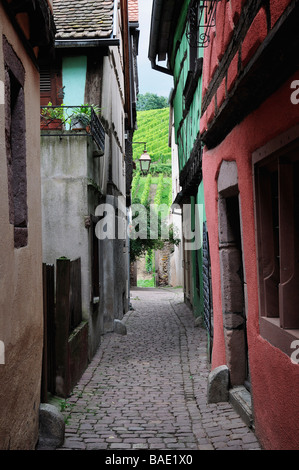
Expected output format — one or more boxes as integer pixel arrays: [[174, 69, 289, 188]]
[[229, 386, 254, 429]]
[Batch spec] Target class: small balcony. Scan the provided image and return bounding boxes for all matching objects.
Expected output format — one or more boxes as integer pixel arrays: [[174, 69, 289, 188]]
[[40, 105, 105, 156]]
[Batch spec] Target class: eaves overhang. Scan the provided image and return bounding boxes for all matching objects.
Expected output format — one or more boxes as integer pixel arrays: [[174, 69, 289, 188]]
[[148, 0, 184, 76], [1, 0, 56, 67]]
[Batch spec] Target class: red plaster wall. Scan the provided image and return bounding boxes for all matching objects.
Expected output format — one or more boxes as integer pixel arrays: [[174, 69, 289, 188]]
[[201, 0, 299, 450], [202, 73, 299, 450]]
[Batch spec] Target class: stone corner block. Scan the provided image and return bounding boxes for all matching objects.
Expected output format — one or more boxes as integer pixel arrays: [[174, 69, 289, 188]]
[[194, 315, 203, 328], [114, 319, 127, 335], [37, 403, 65, 450], [207, 365, 230, 404]]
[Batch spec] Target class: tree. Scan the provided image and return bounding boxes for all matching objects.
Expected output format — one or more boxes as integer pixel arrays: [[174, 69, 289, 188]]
[[129, 201, 180, 264], [136, 93, 168, 111]]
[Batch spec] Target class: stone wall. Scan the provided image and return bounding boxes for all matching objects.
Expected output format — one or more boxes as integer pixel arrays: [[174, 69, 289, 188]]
[[155, 243, 173, 287]]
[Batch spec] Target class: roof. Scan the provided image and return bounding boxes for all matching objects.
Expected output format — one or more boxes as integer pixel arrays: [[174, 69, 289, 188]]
[[52, 0, 115, 39], [128, 0, 139, 23]]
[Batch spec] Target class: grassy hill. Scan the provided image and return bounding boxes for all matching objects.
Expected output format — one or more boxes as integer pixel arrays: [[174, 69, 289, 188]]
[[130, 107, 174, 277], [132, 106, 172, 205], [133, 107, 171, 165]]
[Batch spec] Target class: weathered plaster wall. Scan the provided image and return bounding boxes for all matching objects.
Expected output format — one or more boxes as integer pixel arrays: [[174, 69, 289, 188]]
[[0, 5, 43, 449], [101, 47, 126, 196], [41, 135, 89, 304], [41, 135, 101, 356], [96, 39, 128, 324]]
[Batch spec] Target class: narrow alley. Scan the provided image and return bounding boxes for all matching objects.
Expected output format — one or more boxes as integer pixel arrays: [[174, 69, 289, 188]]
[[57, 288, 261, 451]]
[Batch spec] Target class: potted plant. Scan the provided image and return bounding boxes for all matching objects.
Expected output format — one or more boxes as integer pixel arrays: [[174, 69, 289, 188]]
[[41, 102, 65, 129], [70, 104, 101, 131]]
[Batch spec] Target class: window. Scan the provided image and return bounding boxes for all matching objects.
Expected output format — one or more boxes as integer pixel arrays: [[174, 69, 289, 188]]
[[253, 125, 299, 357], [4, 36, 27, 248], [39, 60, 63, 106]]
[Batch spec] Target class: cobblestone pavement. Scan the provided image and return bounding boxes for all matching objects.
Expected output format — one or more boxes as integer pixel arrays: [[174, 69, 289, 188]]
[[58, 287, 261, 451]]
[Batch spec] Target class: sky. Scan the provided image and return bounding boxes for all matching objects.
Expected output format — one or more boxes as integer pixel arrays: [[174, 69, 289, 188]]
[[137, 0, 173, 98]]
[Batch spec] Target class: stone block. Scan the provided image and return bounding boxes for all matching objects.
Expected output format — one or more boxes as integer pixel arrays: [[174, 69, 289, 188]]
[[217, 161, 238, 197], [229, 386, 253, 428], [207, 365, 229, 403], [37, 403, 65, 450], [219, 247, 244, 312], [114, 319, 127, 335], [224, 329, 247, 386]]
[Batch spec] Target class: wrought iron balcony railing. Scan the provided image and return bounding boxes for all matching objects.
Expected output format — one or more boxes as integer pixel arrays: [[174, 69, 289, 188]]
[[40, 105, 105, 156]]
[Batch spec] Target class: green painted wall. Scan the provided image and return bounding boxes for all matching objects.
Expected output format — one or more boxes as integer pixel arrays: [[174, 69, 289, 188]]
[[170, 0, 206, 319], [62, 56, 87, 106], [171, 1, 204, 172]]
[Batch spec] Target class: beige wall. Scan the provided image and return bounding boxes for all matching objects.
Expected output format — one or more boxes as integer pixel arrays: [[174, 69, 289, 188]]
[[0, 5, 43, 449]]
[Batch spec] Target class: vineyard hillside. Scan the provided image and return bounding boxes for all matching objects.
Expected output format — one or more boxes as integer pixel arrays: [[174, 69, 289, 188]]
[[133, 107, 171, 164]]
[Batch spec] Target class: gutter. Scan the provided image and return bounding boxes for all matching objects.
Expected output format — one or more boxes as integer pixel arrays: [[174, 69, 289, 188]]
[[151, 62, 173, 76], [55, 38, 120, 48], [148, 0, 173, 76]]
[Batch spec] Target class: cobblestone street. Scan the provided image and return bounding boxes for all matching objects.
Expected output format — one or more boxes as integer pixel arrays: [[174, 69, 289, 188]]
[[58, 288, 261, 451]]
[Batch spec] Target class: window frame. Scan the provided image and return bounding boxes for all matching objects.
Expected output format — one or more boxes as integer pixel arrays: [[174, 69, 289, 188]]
[[253, 125, 299, 358], [3, 35, 28, 249]]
